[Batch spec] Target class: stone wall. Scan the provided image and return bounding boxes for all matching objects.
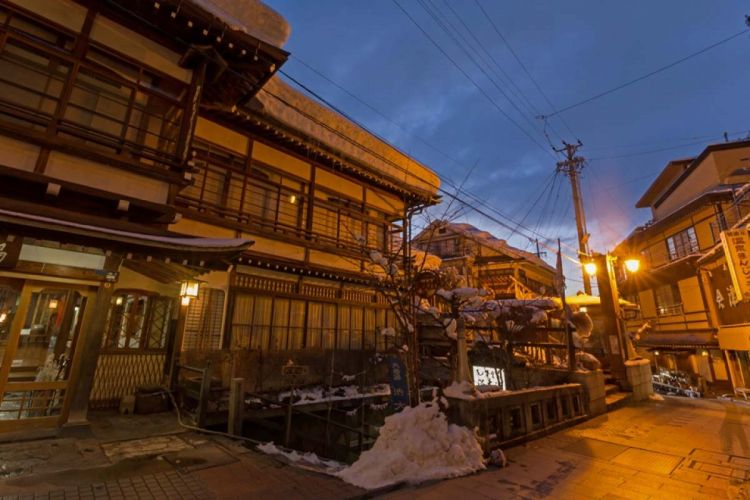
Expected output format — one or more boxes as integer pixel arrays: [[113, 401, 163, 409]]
[[626, 359, 653, 401]]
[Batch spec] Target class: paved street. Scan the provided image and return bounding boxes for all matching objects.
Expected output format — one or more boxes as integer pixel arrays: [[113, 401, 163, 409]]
[[0, 412, 364, 500], [1, 397, 750, 499], [387, 396, 750, 499]]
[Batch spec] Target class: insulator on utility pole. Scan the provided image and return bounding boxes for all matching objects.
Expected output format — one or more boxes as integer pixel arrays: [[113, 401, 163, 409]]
[[554, 140, 592, 295]]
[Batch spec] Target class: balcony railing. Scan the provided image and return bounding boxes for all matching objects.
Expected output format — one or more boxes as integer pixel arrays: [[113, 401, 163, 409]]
[[709, 193, 750, 243], [0, 25, 187, 175]]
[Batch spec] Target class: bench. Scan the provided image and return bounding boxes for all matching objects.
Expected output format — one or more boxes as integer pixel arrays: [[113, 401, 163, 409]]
[[735, 387, 750, 400]]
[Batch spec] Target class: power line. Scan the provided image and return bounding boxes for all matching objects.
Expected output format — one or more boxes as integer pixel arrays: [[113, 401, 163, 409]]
[[437, 0, 560, 142], [472, 0, 577, 139], [586, 129, 748, 151], [416, 0, 550, 145], [390, 0, 555, 158], [543, 28, 750, 118], [110, 0, 583, 262], [263, 77, 580, 258], [588, 131, 749, 161], [279, 63, 574, 254]]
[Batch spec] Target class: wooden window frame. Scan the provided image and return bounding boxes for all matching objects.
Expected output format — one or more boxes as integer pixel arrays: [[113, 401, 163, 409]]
[[103, 290, 173, 352]]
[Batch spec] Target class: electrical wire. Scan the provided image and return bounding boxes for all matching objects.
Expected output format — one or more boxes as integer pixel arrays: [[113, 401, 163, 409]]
[[276, 69, 581, 258], [436, 0, 560, 143], [105, 0, 584, 263], [420, 0, 548, 142], [472, 0, 577, 139], [390, 0, 556, 158], [589, 131, 749, 161], [543, 28, 750, 118]]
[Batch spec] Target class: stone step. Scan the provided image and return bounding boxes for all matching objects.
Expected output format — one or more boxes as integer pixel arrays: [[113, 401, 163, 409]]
[[605, 384, 620, 396], [605, 391, 632, 412]]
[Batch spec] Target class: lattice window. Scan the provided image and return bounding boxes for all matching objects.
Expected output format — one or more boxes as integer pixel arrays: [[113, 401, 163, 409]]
[[146, 297, 172, 349], [183, 288, 225, 350], [89, 353, 165, 409], [104, 292, 174, 351]]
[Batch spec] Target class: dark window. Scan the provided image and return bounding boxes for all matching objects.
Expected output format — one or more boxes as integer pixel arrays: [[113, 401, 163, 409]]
[[666, 227, 699, 261], [654, 284, 682, 316]]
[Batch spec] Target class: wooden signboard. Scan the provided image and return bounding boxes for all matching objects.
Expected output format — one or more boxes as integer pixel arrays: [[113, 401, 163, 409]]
[[721, 229, 750, 302], [281, 364, 309, 377]]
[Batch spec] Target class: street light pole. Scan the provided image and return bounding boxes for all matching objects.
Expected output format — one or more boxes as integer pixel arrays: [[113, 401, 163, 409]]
[[592, 253, 629, 386]]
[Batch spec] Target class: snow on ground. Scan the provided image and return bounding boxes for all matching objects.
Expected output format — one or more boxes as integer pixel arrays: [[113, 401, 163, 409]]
[[337, 401, 485, 489], [273, 384, 390, 406], [257, 442, 344, 471]]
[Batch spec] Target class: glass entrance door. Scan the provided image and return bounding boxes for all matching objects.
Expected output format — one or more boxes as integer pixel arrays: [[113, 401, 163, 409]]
[[0, 280, 91, 429]]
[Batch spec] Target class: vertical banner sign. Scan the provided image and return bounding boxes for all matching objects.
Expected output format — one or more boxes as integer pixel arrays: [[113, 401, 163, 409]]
[[720, 229, 750, 301], [386, 355, 410, 409]]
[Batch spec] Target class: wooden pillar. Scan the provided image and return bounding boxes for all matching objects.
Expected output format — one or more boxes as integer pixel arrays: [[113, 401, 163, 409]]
[[167, 301, 189, 390], [66, 255, 121, 425], [228, 377, 244, 436]]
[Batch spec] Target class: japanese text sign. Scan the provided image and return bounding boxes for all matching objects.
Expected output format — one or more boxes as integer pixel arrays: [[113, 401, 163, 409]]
[[386, 355, 410, 409], [721, 229, 750, 302]]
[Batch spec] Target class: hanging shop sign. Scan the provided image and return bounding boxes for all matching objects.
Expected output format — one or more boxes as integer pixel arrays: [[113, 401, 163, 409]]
[[386, 355, 410, 409], [720, 229, 750, 302], [709, 262, 750, 326], [0, 234, 22, 269]]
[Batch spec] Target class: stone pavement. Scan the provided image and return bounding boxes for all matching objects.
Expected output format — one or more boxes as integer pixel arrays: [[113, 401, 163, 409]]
[[385, 396, 750, 499], [0, 411, 363, 500], [2, 398, 750, 499]]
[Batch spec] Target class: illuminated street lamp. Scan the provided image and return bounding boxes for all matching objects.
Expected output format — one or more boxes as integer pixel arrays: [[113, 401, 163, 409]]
[[624, 258, 640, 273], [583, 261, 598, 277]]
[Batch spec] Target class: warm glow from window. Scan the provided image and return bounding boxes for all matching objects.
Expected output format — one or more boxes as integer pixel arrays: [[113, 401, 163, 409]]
[[289, 194, 297, 204]]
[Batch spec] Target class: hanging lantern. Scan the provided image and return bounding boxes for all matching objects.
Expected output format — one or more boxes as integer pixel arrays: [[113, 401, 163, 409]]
[[180, 280, 200, 305]]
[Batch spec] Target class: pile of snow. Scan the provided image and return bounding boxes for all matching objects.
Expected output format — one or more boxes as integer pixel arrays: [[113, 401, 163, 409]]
[[337, 401, 485, 489]]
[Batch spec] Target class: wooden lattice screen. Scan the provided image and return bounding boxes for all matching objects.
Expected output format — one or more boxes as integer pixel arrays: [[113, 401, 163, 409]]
[[182, 288, 225, 350], [89, 352, 166, 409]]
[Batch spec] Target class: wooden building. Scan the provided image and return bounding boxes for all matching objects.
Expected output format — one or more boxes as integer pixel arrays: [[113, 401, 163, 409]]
[[173, 73, 440, 392], [412, 221, 556, 299], [615, 140, 750, 389], [0, 0, 441, 431]]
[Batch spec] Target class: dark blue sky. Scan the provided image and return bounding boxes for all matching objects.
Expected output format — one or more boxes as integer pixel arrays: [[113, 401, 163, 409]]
[[265, 0, 749, 286]]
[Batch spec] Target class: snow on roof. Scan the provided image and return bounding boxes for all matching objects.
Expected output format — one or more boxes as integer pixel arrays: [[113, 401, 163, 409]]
[[190, 0, 290, 48], [252, 77, 441, 198], [421, 221, 555, 272]]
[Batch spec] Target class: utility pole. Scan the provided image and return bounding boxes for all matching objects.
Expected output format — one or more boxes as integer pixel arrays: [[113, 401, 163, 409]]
[[554, 140, 591, 295]]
